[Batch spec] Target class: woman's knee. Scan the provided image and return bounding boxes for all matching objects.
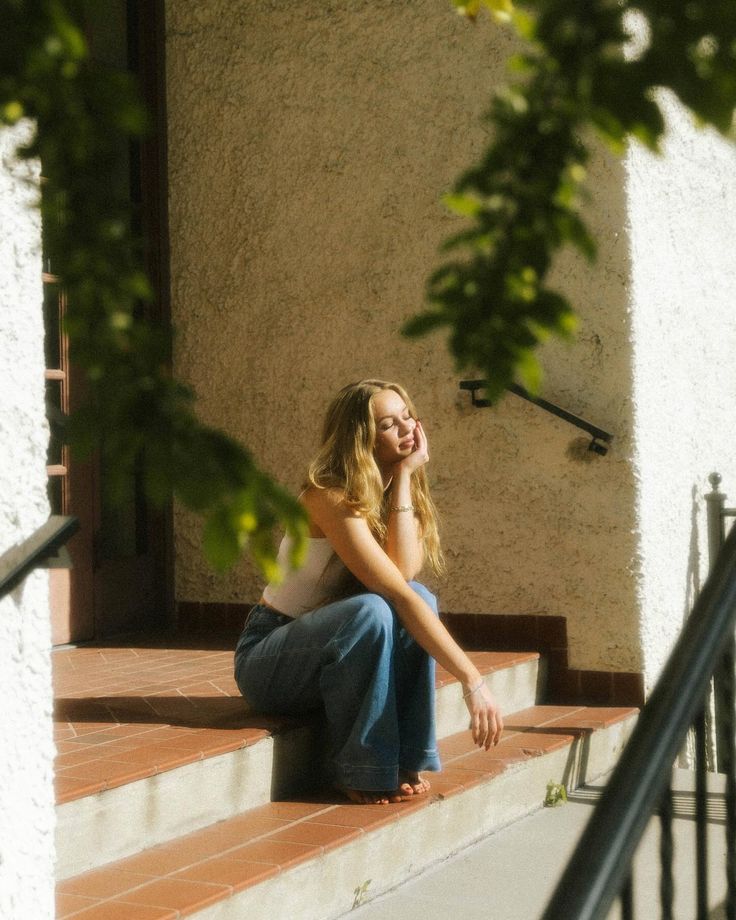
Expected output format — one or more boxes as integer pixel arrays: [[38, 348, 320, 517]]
[[349, 593, 395, 639], [408, 581, 438, 615]]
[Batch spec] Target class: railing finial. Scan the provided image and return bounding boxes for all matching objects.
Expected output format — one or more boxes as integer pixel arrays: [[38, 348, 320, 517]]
[[709, 471, 723, 491]]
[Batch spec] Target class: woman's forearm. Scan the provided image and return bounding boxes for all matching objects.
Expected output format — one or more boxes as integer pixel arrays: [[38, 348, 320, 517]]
[[389, 585, 480, 688], [384, 469, 424, 579], [386, 582, 503, 749]]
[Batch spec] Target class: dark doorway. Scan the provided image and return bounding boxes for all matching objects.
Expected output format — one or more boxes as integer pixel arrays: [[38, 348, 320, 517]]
[[46, 0, 172, 644]]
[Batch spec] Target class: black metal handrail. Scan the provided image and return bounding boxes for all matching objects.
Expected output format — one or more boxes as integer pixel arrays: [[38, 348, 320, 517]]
[[541, 515, 736, 919], [0, 515, 79, 600], [459, 379, 613, 455]]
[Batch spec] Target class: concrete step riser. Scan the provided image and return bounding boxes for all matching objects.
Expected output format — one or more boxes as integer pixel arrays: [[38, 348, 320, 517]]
[[56, 657, 541, 879], [55, 735, 275, 880], [435, 658, 544, 741], [185, 715, 637, 920]]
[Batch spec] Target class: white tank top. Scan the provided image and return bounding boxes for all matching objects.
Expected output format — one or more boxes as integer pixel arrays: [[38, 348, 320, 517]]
[[262, 534, 348, 617]]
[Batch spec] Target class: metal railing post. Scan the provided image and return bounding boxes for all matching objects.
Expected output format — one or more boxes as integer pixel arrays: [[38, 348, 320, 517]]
[[706, 472, 727, 573], [705, 474, 736, 772], [540, 522, 736, 920]]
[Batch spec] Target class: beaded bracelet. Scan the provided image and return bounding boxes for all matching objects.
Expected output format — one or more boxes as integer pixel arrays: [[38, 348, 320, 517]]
[[390, 505, 415, 513]]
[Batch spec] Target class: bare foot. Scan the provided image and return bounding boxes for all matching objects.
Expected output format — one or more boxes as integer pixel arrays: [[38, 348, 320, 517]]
[[335, 784, 404, 805], [398, 770, 431, 796]]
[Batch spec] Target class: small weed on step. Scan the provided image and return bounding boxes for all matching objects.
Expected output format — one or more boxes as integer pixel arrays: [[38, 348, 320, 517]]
[[544, 780, 568, 807], [353, 879, 372, 908]]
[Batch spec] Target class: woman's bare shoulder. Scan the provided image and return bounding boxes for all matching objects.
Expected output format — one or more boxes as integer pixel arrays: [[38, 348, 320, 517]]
[[301, 485, 348, 515], [302, 485, 364, 529], [302, 486, 356, 538]]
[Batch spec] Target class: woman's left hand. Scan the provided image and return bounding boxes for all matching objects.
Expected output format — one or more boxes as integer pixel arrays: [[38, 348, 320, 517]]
[[464, 682, 504, 749], [398, 419, 429, 475]]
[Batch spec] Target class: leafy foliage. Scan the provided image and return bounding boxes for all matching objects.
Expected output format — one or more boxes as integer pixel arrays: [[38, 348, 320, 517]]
[[0, 0, 307, 575], [404, 0, 736, 401], [4, 0, 736, 572]]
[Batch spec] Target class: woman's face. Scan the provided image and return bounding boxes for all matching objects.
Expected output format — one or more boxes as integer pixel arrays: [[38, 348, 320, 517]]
[[370, 388, 417, 470]]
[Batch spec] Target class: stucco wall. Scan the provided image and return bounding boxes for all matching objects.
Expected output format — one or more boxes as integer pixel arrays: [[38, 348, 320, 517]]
[[0, 124, 55, 920], [626, 92, 736, 691], [165, 0, 642, 674]]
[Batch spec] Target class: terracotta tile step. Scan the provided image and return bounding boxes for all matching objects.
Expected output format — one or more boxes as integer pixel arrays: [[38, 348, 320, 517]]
[[54, 646, 543, 880], [56, 705, 637, 920], [54, 648, 541, 807]]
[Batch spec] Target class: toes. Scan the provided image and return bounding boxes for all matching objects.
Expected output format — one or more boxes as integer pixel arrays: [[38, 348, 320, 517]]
[[336, 782, 422, 805], [398, 772, 430, 796], [337, 785, 392, 805]]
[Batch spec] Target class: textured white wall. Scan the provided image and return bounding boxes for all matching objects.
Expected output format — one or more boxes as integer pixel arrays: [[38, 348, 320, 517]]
[[0, 123, 55, 920], [626, 93, 736, 691], [165, 0, 642, 673]]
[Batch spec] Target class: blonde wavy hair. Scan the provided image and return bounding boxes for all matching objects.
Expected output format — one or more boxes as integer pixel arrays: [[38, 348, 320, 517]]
[[306, 379, 444, 577]]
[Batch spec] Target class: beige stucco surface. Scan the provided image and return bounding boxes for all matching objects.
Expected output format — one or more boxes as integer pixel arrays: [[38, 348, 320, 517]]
[[625, 92, 736, 691], [0, 123, 55, 920], [165, 1, 734, 685]]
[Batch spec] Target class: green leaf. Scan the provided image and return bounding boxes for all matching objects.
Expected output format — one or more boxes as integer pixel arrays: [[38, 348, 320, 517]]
[[516, 349, 542, 394], [249, 529, 281, 583], [203, 511, 240, 572], [442, 192, 483, 217], [511, 9, 536, 41], [1, 100, 24, 123], [48, 2, 88, 60], [481, 0, 514, 23], [451, 0, 483, 19]]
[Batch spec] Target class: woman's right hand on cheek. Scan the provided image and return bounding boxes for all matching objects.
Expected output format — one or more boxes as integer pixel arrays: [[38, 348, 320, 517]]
[[464, 681, 504, 750], [397, 419, 429, 475]]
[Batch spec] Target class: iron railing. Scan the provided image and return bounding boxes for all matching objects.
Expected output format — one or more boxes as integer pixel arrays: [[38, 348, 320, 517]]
[[707, 473, 736, 772], [541, 474, 736, 920], [0, 515, 78, 601], [459, 379, 613, 455]]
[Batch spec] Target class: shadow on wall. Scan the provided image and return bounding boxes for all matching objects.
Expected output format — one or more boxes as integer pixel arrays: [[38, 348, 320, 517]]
[[683, 482, 702, 626]]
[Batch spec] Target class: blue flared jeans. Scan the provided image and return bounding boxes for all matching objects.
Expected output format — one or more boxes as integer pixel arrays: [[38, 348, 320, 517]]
[[233, 582, 441, 792]]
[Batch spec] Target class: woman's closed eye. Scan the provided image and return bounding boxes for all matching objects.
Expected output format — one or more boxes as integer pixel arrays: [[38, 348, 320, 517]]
[[381, 414, 412, 431]]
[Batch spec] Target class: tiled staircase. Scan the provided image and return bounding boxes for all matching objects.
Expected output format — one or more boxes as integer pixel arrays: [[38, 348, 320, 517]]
[[53, 635, 637, 919]]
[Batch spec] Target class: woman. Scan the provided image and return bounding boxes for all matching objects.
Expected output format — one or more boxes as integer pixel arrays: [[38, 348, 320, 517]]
[[234, 379, 503, 805]]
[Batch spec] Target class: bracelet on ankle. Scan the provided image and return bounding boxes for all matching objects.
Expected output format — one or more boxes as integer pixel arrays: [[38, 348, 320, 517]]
[[390, 505, 415, 513], [462, 679, 484, 699]]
